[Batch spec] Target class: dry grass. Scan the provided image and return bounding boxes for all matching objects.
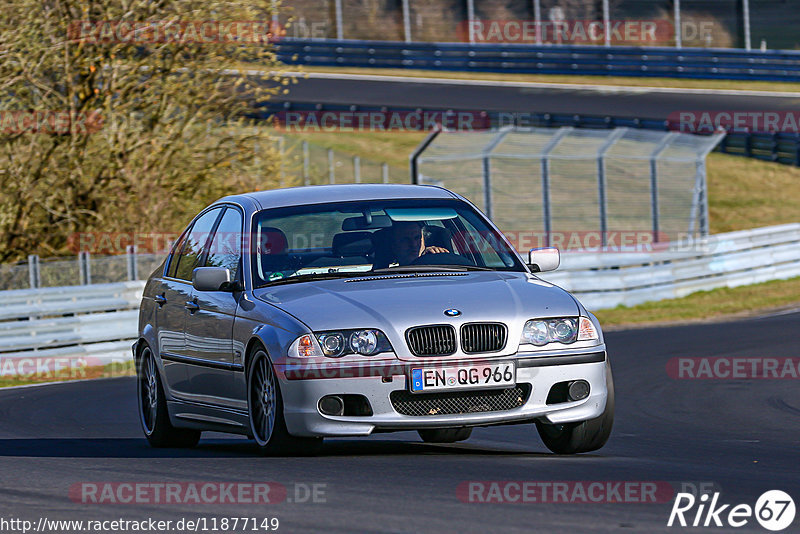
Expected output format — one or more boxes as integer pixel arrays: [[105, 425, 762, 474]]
[[0, 360, 135, 388], [595, 276, 800, 327], [301, 66, 800, 93]]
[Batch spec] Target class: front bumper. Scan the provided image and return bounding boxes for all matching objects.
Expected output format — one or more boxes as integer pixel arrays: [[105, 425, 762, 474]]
[[275, 347, 610, 437]]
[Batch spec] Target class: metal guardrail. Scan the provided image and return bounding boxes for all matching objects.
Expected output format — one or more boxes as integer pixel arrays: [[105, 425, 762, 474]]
[[0, 225, 797, 378], [0, 282, 143, 375], [541, 224, 800, 310], [275, 38, 800, 82]]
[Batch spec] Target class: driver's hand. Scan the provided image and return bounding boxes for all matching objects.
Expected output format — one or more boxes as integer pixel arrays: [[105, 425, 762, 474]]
[[422, 246, 449, 255]]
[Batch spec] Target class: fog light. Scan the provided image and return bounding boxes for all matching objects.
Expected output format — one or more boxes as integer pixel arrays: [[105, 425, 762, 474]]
[[568, 380, 590, 401], [318, 395, 344, 416]]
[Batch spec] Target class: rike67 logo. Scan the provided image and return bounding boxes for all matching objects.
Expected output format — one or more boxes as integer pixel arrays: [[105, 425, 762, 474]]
[[668, 490, 795, 531]]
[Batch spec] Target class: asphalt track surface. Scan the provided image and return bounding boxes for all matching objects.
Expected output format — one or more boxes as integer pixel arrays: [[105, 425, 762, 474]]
[[275, 74, 800, 119], [1, 310, 799, 533]]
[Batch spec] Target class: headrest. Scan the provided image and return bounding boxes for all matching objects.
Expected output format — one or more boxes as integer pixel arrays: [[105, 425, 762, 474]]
[[257, 227, 288, 255], [332, 231, 374, 257]]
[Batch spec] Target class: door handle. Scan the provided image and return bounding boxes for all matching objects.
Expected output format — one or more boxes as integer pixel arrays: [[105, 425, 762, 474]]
[[154, 294, 167, 307], [184, 300, 200, 313]]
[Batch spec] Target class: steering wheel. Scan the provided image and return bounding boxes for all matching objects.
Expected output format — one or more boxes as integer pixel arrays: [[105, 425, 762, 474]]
[[409, 252, 475, 266]]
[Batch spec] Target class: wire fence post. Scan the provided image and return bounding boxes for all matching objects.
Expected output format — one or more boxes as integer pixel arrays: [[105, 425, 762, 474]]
[[278, 137, 285, 187], [539, 127, 573, 247], [302, 140, 310, 185], [126, 245, 138, 281], [354, 156, 361, 183], [402, 0, 411, 42], [334, 0, 344, 40], [28, 254, 40, 289], [328, 148, 335, 184], [597, 128, 627, 247], [79, 251, 92, 285], [466, 0, 476, 43], [533, 0, 542, 45], [649, 132, 678, 244], [382, 163, 389, 183], [742, 0, 752, 50]]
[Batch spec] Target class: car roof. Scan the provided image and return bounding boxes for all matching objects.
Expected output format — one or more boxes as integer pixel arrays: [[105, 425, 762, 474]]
[[216, 184, 458, 211]]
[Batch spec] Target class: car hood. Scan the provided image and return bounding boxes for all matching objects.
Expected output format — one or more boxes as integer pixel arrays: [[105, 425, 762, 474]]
[[253, 271, 579, 360]]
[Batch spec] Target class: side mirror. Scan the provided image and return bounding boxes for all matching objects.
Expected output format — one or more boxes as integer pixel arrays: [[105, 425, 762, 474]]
[[193, 267, 237, 292], [528, 247, 560, 273]]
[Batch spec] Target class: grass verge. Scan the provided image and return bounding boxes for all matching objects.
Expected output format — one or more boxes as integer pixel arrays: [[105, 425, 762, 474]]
[[301, 66, 800, 93], [0, 359, 135, 388], [595, 276, 800, 327]]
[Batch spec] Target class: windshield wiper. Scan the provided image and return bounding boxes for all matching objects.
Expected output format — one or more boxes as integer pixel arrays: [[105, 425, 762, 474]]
[[256, 271, 363, 288], [371, 265, 495, 274]]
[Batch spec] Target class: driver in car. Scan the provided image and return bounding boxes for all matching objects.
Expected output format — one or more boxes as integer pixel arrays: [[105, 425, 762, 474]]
[[390, 221, 449, 265]]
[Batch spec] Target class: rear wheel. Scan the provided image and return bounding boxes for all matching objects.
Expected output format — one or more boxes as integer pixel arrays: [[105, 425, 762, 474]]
[[247, 347, 322, 456], [137, 343, 201, 448], [536, 363, 614, 454], [418, 427, 472, 443]]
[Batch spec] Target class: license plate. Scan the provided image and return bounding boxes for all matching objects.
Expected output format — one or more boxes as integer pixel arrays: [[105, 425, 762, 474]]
[[409, 361, 516, 393]]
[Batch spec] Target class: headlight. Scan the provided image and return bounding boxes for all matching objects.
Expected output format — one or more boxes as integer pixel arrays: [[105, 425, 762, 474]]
[[521, 317, 599, 346], [313, 329, 392, 357], [521, 318, 578, 346]]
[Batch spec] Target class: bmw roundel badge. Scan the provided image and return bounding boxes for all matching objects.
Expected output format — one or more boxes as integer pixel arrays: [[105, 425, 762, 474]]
[[444, 309, 461, 317]]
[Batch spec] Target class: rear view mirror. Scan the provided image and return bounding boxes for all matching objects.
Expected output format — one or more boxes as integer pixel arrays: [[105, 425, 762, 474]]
[[192, 267, 233, 291], [528, 247, 560, 273]]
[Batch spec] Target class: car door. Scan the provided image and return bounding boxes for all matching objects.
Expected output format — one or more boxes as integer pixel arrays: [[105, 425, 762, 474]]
[[159, 206, 224, 400], [184, 205, 244, 406]]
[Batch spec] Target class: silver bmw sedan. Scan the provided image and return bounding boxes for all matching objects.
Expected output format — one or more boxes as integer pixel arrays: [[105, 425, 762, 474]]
[[134, 184, 613, 455]]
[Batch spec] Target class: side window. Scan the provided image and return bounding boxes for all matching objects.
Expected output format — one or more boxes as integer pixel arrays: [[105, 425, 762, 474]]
[[173, 207, 223, 281], [166, 230, 189, 278], [204, 207, 243, 279]]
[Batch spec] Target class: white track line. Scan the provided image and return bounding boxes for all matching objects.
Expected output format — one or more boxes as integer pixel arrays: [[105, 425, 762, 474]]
[[278, 70, 800, 99]]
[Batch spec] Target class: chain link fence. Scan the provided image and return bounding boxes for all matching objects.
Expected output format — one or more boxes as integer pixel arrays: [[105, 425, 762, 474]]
[[280, 0, 798, 50], [413, 126, 724, 250]]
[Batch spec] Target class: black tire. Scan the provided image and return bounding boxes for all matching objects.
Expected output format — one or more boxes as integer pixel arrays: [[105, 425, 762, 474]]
[[536, 362, 614, 454], [137, 343, 201, 448], [247, 346, 323, 456], [418, 427, 473, 443]]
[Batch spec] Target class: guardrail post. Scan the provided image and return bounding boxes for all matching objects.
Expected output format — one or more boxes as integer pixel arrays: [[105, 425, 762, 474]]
[[353, 156, 361, 183], [602, 0, 611, 47], [532, 0, 542, 45], [382, 163, 389, 183], [674, 0, 682, 48], [126, 245, 138, 281], [328, 149, 335, 184], [302, 140, 310, 185], [466, 0, 475, 43], [79, 251, 92, 285], [28, 254, 40, 289]]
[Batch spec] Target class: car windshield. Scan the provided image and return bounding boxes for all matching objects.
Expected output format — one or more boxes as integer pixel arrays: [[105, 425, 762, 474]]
[[250, 198, 525, 287]]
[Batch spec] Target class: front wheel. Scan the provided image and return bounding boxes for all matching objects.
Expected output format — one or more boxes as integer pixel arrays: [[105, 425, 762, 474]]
[[247, 347, 322, 456], [137, 343, 201, 448], [536, 363, 614, 454]]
